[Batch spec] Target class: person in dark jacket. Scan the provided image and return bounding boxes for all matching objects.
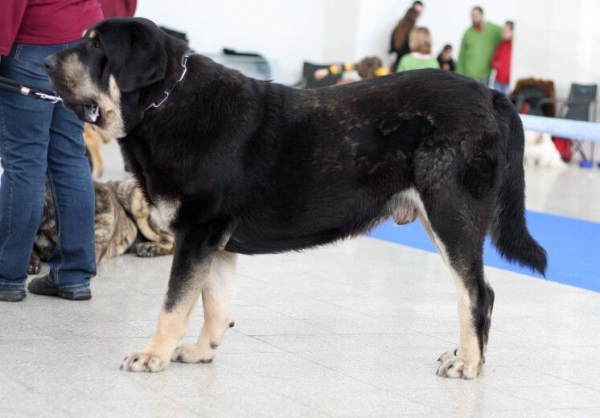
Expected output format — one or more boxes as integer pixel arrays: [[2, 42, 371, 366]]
[[389, 1, 424, 72]]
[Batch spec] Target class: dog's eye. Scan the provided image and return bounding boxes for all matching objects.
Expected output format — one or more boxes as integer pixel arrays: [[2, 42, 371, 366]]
[[91, 40, 101, 49]]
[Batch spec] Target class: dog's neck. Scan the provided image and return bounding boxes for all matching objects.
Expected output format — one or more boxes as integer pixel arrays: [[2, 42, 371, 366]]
[[144, 53, 191, 112], [144, 52, 192, 113]]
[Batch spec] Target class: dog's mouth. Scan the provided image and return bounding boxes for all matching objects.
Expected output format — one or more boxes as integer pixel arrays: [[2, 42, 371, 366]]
[[67, 102, 101, 124], [82, 103, 100, 123]]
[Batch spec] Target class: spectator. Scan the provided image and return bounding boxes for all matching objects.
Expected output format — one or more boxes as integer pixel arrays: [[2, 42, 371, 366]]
[[456, 6, 503, 85], [491, 21, 514, 95], [389, 1, 424, 72], [397, 27, 440, 72], [437, 44, 455, 71], [0, 0, 104, 302]]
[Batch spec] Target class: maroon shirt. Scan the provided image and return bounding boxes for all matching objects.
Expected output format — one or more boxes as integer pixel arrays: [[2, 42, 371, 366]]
[[98, 0, 136, 18], [1, 0, 104, 56]]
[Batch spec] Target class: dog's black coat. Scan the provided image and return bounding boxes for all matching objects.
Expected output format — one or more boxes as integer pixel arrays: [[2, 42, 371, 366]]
[[47, 18, 546, 376]]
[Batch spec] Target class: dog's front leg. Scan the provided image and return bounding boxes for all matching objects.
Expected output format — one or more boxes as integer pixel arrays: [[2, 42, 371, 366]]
[[121, 228, 220, 373], [172, 251, 237, 364]]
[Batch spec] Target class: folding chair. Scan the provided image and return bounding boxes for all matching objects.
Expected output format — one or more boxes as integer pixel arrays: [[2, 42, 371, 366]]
[[541, 83, 597, 161]]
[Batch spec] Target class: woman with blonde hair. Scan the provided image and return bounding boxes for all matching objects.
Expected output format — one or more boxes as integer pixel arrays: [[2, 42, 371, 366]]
[[397, 27, 440, 72]]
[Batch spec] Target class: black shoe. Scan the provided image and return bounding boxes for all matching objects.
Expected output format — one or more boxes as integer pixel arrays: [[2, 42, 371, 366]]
[[0, 288, 26, 302], [28, 275, 91, 301]]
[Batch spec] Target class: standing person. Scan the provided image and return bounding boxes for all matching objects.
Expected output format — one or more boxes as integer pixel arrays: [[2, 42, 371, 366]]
[[0, 0, 103, 302], [491, 21, 514, 95], [389, 1, 424, 72], [397, 27, 440, 72], [437, 44, 455, 71], [456, 6, 503, 85]]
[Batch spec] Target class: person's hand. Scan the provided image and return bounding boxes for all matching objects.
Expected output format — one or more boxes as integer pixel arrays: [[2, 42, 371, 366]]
[[314, 68, 329, 80]]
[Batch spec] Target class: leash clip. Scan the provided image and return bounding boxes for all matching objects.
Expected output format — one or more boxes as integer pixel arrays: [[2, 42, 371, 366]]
[[35, 92, 63, 104]]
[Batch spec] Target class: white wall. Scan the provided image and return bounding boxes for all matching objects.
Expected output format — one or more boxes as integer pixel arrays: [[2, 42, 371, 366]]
[[135, 0, 598, 119], [354, 0, 516, 69], [512, 0, 600, 121], [136, 0, 328, 84], [135, 0, 516, 83]]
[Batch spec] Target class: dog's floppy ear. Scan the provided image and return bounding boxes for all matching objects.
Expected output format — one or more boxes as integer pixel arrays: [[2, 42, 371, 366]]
[[101, 18, 168, 93]]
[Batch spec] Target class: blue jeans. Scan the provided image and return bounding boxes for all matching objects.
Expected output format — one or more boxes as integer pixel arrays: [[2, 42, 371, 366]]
[[0, 42, 96, 293], [476, 77, 490, 87], [494, 81, 510, 96]]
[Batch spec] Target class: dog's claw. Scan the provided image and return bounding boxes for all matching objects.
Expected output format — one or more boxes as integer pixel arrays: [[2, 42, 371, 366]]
[[121, 352, 169, 373]]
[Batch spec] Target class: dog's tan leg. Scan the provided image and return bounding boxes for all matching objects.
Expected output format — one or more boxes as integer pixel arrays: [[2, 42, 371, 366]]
[[121, 229, 221, 372], [418, 214, 491, 379], [172, 251, 237, 364], [121, 300, 198, 372], [407, 184, 493, 380], [83, 124, 104, 179]]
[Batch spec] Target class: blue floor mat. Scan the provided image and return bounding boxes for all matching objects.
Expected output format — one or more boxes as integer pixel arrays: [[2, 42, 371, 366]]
[[369, 211, 600, 293]]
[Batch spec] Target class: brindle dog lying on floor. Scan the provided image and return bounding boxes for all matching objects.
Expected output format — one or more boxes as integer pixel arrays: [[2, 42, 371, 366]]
[[28, 178, 174, 275]]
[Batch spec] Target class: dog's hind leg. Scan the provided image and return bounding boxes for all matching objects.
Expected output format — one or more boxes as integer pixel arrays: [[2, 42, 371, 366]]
[[172, 251, 237, 364], [121, 228, 228, 372], [414, 189, 494, 379]]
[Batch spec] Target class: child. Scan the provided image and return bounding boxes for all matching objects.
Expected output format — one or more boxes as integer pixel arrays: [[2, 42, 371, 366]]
[[491, 21, 513, 95], [397, 27, 440, 72], [437, 44, 455, 71]]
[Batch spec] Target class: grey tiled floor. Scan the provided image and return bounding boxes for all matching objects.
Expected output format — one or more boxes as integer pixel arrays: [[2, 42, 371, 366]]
[[1, 141, 600, 418]]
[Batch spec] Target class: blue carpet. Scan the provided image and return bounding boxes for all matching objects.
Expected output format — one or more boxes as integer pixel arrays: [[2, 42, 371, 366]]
[[369, 211, 600, 293]]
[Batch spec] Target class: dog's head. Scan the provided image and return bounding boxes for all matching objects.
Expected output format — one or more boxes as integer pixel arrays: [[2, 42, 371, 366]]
[[45, 17, 188, 138]]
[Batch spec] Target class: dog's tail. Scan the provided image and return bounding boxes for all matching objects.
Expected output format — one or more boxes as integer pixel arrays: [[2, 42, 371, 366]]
[[489, 95, 547, 276]]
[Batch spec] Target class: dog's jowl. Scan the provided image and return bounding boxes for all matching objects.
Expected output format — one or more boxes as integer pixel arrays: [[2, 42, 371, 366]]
[[46, 17, 547, 378]]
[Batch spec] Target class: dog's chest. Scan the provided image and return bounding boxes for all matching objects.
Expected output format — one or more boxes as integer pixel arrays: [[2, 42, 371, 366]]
[[149, 199, 181, 233]]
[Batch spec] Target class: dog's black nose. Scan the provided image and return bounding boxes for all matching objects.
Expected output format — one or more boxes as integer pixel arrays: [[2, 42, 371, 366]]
[[44, 55, 59, 73]]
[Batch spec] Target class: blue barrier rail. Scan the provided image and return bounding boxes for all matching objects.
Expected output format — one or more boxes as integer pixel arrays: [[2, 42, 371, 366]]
[[520, 114, 600, 142]]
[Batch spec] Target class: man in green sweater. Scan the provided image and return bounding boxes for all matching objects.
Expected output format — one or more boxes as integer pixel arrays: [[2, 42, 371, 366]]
[[456, 6, 503, 85]]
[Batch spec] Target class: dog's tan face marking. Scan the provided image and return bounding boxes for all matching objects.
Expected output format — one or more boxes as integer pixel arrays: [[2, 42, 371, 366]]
[[58, 53, 126, 138]]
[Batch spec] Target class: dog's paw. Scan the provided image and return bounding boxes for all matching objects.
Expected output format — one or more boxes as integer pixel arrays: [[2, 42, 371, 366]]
[[135, 243, 160, 258], [27, 261, 41, 275], [171, 343, 216, 364], [437, 348, 458, 364], [120, 352, 170, 372], [436, 349, 481, 379]]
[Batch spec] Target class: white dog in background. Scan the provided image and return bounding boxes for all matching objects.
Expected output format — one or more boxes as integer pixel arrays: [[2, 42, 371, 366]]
[[524, 130, 567, 168]]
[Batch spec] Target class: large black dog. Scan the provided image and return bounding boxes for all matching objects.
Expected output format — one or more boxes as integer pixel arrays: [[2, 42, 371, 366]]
[[45, 17, 546, 378]]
